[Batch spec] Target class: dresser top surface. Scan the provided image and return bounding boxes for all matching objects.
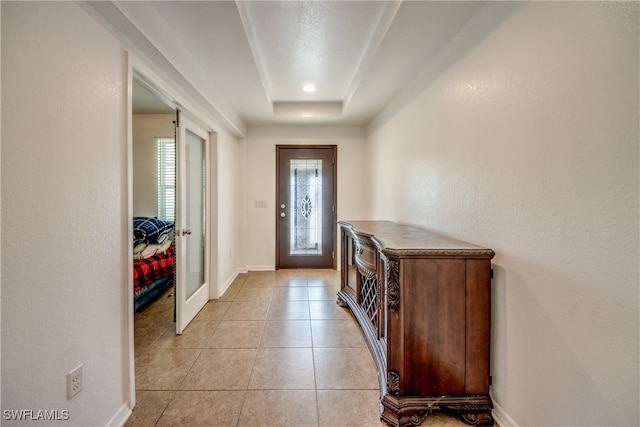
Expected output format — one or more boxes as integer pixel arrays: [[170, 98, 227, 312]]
[[339, 220, 494, 257]]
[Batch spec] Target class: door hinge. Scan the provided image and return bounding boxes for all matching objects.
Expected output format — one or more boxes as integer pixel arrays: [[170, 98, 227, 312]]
[[332, 205, 335, 213], [175, 110, 180, 128], [332, 251, 335, 259]]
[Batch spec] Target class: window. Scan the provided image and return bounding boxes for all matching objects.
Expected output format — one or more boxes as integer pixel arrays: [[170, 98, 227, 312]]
[[157, 137, 175, 222]]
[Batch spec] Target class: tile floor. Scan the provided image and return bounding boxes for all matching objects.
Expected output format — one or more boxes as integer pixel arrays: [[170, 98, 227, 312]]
[[126, 269, 472, 427]]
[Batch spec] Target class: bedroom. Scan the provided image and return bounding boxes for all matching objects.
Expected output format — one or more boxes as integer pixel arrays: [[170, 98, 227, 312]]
[[132, 80, 177, 316]]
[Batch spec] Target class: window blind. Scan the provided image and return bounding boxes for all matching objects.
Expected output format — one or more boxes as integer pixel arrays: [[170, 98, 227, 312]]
[[156, 137, 176, 222]]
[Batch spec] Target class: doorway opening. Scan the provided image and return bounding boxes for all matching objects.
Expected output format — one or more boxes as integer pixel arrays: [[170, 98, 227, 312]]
[[132, 78, 177, 314], [128, 71, 215, 410]]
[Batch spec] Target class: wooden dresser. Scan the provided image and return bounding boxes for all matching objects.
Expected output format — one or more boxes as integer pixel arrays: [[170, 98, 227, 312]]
[[337, 221, 495, 427]]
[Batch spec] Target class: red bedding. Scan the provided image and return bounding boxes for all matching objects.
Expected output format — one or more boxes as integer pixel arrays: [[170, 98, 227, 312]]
[[133, 245, 175, 293]]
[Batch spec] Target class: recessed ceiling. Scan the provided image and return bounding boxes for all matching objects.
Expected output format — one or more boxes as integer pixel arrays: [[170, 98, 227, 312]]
[[102, 1, 486, 130]]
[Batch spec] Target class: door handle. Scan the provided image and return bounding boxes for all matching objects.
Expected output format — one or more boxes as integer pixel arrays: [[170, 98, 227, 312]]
[[280, 204, 286, 209], [181, 229, 192, 235], [280, 212, 286, 218]]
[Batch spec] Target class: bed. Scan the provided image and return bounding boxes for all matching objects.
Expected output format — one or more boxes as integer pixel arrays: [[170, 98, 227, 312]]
[[133, 216, 175, 312]]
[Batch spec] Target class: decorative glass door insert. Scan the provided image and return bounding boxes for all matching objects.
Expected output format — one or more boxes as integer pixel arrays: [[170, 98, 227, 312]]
[[289, 159, 323, 256]]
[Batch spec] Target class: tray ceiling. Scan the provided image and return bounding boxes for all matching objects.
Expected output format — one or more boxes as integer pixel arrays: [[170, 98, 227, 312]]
[[107, 1, 485, 129]]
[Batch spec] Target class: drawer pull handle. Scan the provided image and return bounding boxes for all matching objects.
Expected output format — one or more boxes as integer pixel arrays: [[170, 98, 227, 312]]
[[357, 247, 364, 255]]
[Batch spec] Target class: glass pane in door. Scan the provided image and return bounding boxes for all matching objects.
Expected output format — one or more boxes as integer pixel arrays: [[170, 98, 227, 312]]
[[289, 159, 323, 256], [185, 129, 205, 298]]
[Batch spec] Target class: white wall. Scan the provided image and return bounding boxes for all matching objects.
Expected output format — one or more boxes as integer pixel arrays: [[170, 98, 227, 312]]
[[214, 130, 247, 294], [244, 126, 370, 270], [2, 2, 129, 425], [367, 2, 639, 426], [132, 114, 175, 217]]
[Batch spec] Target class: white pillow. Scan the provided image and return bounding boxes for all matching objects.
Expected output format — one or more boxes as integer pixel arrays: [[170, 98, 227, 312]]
[[140, 244, 160, 259], [157, 239, 171, 254]]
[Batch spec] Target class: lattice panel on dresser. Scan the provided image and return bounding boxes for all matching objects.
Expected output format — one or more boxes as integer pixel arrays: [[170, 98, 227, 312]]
[[358, 271, 378, 328]]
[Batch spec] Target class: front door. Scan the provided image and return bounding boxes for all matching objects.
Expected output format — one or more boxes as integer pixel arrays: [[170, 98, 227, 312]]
[[276, 146, 336, 269], [175, 112, 209, 334]]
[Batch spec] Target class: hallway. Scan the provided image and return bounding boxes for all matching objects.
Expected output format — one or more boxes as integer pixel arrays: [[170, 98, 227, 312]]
[[127, 270, 468, 427]]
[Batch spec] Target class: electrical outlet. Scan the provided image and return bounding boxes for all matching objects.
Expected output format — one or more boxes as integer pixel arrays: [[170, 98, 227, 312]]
[[67, 364, 83, 399]]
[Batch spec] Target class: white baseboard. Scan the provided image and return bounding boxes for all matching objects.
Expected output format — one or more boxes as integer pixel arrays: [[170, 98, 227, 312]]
[[106, 403, 131, 427], [217, 269, 242, 298], [492, 398, 518, 427], [246, 265, 275, 271]]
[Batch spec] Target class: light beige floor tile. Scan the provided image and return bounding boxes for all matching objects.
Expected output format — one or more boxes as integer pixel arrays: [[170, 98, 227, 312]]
[[314, 347, 379, 390], [307, 268, 340, 277], [308, 286, 340, 301], [222, 300, 271, 320], [260, 320, 312, 347], [180, 348, 256, 390], [238, 390, 318, 427], [152, 320, 219, 349], [204, 320, 264, 348], [134, 292, 175, 357], [217, 273, 249, 301], [155, 390, 244, 427], [275, 275, 308, 287], [194, 301, 232, 321], [218, 285, 240, 302], [135, 348, 201, 390], [309, 300, 353, 320], [134, 321, 173, 359], [317, 390, 382, 427], [243, 272, 277, 288], [136, 289, 175, 318], [221, 276, 246, 294], [311, 319, 366, 347], [135, 309, 174, 331], [234, 286, 275, 302], [135, 298, 174, 331], [307, 276, 339, 287], [271, 286, 310, 302], [267, 300, 310, 320], [307, 272, 340, 288], [231, 273, 248, 286], [248, 271, 277, 279], [275, 269, 306, 279], [248, 347, 315, 389], [124, 390, 174, 427]]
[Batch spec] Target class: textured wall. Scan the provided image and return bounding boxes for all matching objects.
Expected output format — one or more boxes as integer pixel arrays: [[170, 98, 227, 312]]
[[1, 2, 128, 425], [215, 129, 247, 295], [367, 2, 639, 426]]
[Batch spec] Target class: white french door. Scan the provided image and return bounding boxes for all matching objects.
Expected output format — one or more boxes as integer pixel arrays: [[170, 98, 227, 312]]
[[175, 112, 209, 334]]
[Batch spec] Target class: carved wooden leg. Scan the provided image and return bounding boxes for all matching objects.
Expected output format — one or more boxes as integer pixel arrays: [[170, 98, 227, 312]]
[[399, 410, 430, 427], [336, 293, 348, 307], [456, 410, 494, 426], [382, 395, 494, 427]]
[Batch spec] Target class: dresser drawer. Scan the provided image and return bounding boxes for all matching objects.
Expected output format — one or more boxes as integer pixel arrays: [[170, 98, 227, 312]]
[[354, 242, 376, 271]]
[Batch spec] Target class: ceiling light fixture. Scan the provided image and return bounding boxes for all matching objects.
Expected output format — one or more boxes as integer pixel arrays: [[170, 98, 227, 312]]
[[302, 84, 316, 93]]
